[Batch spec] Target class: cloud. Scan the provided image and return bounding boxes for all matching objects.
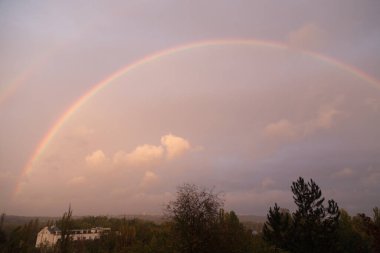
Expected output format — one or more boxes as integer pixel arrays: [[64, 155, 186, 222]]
[[264, 104, 341, 143], [287, 23, 327, 50], [124, 145, 164, 166], [313, 105, 340, 130], [161, 134, 191, 159], [112, 150, 129, 167], [140, 171, 160, 188], [264, 119, 297, 140], [112, 134, 191, 167], [331, 167, 354, 179], [85, 150, 107, 167]]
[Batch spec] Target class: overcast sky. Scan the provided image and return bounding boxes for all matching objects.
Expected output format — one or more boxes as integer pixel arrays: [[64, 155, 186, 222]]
[[1, 0, 380, 216]]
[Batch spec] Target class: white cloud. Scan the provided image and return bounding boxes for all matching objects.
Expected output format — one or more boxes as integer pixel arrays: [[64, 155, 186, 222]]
[[264, 104, 341, 142], [110, 134, 193, 171], [264, 119, 297, 140], [85, 150, 107, 167], [127, 144, 164, 166], [113, 134, 191, 167], [161, 134, 191, 159], [114, 145, 164, 167]]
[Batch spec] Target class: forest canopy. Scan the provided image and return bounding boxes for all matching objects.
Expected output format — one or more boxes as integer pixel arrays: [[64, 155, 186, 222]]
[[0, 178, 379, 253]]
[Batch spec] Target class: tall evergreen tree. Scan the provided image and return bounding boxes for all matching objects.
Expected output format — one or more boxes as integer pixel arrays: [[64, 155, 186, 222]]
[[263, 177, 340, 253], [290, 177, 340, 253], [262, 203, 291, 251]]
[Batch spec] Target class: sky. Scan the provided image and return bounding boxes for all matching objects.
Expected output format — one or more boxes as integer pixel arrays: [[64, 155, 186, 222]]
[[1, 0, 380, 216]]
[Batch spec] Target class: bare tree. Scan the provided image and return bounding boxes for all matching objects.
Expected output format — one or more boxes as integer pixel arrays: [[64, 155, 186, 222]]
[[165, 184, 223, 253]]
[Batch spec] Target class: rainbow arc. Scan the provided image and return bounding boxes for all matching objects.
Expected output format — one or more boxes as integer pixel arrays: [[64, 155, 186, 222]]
[[13, 38, 380, 197]]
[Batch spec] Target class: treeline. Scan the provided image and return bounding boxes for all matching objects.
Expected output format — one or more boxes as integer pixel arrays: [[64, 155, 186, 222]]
[[0, 178, 379, 253], [262, 178, 380, 253]]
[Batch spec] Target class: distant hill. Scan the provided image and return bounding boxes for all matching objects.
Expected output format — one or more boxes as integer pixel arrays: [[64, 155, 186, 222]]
[[1, 215, 58, 233], [2, 215, 58, 225], [238, 214, 266, 223], [237, 215, 266, 232]]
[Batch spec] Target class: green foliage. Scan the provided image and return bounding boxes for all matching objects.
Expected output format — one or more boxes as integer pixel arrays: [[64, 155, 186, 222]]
[[0, 183, 378, 253], [349, 209, 380, 253], [262, 204, 291, 251], [216, 210, 254, 253], [1, 217, 40, 253], [251, 234, 290, 253], [57, 206, 74, 253], [290, 177, 340, 253], [335, 209, 371, 253]]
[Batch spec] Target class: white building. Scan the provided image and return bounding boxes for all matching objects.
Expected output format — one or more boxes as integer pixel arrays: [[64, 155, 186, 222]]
[[35, 226, 111, 247]]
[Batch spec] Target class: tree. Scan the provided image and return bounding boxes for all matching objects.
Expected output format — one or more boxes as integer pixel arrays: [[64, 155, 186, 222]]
[[58, 205, 74, 253], [165, 183, 223, 253], [352, 208, 380, 253], [217, 210, 254, 253], [263, 177, 340, 253], [262, 204, 292, 251], [372, 207, 380, 252], [0, 213, 6, 247], [290, 177, 340, 253], [335, 209, 371, 253], [5, 218, 40, 253]]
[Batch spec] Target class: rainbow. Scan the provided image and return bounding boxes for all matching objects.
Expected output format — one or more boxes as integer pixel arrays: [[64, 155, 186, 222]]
[[13, 38, 380, 196], [0, 62, 41, 107], [0, 47, 60, 107]]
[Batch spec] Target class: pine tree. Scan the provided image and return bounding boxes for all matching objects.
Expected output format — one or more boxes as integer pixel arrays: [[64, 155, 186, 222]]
[[262, 203, 292, 251], [290, 177, 339, 253], [263, 177, 340, 253]]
